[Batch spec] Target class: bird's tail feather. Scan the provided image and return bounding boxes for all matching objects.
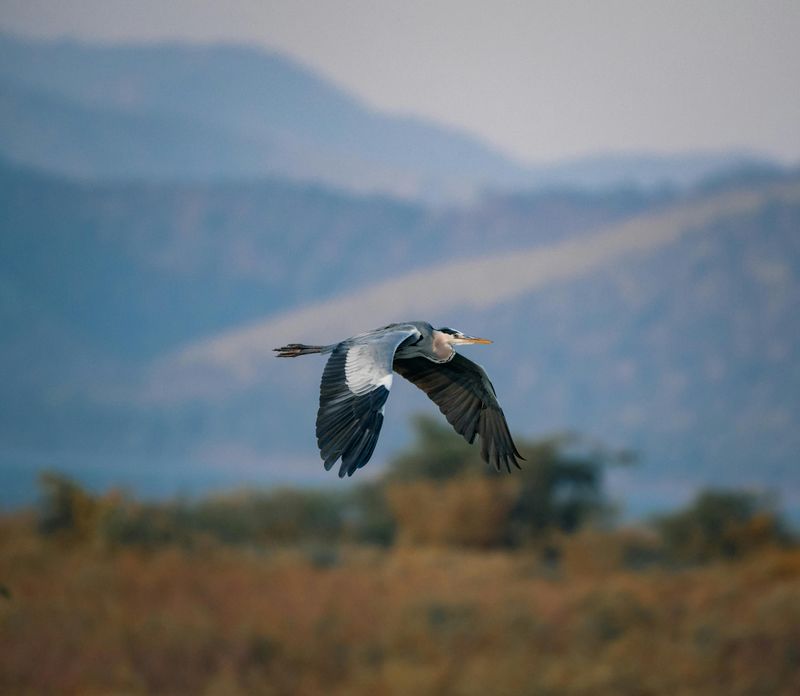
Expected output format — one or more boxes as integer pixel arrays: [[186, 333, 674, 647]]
[[273, 343, 328, 358]]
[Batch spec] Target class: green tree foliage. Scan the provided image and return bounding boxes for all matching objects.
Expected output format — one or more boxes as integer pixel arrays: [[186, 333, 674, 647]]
[[198, 488, 345, 545], [386, 415, 483, 481], [656, 489, 789, 563], [103, 488, 347, 548], [36, 471, 106, 544], [346, 482, 396, 546], [102, 499, 191, 547], [506, 435, 609, 543]]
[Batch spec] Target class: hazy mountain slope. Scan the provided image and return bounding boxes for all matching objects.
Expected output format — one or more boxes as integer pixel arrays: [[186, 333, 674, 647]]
[[480, 197, 800, 510], [147, 179, 800, 512], [0, 161, 658, 360], [0, 34, 783, 199], [0, 78, 279, 180], [0, 162, 659, 506], [0, 163, 420, 358], [1, 167, 797, 510], [0, 33, 529, 197], [527, 151, 780, 190], [160, 184, 792, 393]]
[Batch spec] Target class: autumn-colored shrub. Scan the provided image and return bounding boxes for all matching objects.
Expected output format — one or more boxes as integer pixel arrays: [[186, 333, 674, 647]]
[[560, 528, 663, 576], [656, 489, 789, 563], [387, 478, 516, 547]]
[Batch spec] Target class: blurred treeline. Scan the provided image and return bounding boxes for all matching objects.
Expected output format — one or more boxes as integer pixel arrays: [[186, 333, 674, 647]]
[[2, 417, 798, 695], [33, 416, 790, 564]]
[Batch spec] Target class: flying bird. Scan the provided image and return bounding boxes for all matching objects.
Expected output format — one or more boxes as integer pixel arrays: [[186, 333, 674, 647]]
[[274, 321, 523, 477]]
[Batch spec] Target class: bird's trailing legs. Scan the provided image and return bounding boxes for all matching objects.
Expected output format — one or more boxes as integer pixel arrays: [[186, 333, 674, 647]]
[[273, 343, 327, 358]]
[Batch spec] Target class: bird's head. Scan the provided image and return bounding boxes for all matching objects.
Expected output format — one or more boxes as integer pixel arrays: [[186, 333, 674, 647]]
[[433, 327, 493, 346]]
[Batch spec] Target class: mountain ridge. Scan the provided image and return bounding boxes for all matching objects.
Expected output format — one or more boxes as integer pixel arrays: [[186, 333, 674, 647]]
[[0, 33, 784, 200]]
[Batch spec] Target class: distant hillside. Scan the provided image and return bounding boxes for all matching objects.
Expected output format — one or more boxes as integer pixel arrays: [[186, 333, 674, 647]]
[[526, 151, 783, 190], [148, 178, 800, 518], [0, 161, 662, 501], [0, 77, 279, 180], [0, 33, 782, 200], [0, 33, 528, 199], [1, 161, 798, 513], [0, 159, 659, 359]]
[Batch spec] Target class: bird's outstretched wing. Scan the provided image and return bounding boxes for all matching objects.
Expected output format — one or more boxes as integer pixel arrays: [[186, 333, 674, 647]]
[[317, 326, 421, 477], [393, 353, 524, 472]]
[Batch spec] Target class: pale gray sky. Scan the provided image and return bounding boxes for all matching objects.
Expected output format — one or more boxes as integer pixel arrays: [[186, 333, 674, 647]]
[[2, 0, 799, 164]]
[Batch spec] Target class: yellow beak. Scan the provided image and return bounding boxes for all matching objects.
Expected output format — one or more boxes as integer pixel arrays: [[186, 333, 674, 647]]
[[460, 336, 492, 345]]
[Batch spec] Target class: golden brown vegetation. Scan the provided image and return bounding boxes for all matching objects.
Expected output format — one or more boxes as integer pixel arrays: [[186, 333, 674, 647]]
[[387, 479, 516, 548], [1, 518, 799, 696], [2, 421, 795, 694]]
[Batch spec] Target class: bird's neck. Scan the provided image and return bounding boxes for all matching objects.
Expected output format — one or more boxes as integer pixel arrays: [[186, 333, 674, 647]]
[[431, 332, 456, 362]]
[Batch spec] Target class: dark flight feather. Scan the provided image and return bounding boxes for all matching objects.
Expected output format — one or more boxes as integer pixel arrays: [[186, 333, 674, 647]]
[[393, 353, 524, 472]]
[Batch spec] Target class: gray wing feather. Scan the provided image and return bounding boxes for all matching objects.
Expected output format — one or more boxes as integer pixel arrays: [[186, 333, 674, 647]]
[[316, 327, 420, 477]]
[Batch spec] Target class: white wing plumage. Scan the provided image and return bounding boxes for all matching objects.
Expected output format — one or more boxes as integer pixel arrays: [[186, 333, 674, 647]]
[[316, 326, 420, 477]]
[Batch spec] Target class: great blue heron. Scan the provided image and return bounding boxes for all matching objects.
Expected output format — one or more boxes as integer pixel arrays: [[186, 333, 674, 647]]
[[275, 321, 523, 477]]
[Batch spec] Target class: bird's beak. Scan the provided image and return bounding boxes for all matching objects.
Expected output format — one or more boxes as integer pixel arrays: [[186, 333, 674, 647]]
[[458, 335, 493, 345]]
